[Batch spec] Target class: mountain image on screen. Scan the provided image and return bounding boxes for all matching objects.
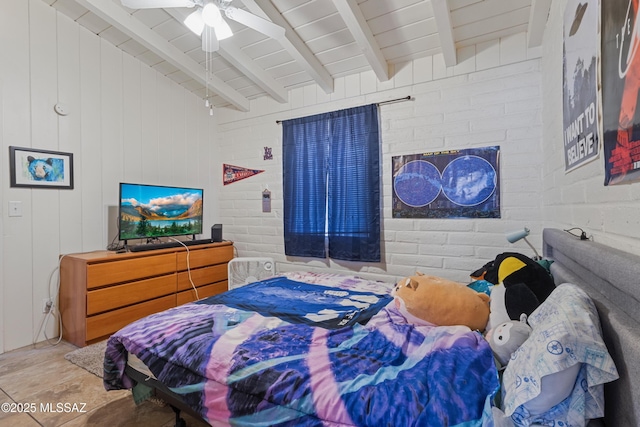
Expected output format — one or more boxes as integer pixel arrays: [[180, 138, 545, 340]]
[[119, 183, 204, 240]]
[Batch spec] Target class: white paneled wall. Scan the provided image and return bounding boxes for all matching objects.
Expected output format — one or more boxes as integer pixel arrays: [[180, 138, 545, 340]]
[[216, 34, 544, 285], [0, 0, 219, 353]]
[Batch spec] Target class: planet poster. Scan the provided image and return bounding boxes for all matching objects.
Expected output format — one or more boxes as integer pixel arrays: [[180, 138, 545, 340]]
[[392, 146, 500, 219]]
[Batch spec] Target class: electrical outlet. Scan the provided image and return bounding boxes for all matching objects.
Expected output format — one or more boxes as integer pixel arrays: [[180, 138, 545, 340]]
[[42, 298, 52, 313]]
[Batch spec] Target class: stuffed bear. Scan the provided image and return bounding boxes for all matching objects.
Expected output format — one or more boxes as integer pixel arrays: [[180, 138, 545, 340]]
[[393, 273, 490, 331], [485, 314, 532, 369]]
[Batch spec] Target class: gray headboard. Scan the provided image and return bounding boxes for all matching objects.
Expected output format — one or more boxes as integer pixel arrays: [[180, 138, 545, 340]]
[[542, 228, 640, 426]]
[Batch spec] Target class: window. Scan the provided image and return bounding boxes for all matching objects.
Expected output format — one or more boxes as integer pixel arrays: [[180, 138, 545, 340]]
[[282, 104, 381, 262]]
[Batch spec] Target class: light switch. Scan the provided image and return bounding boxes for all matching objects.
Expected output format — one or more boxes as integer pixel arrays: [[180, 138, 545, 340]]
[[9, 201, 22, 217]]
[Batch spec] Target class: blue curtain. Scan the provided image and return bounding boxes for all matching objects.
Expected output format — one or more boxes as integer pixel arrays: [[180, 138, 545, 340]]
[[282, 104, 380, 262]]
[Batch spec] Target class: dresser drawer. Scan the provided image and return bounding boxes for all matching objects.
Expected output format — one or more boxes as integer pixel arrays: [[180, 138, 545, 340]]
[[177, 264, 227, 291], [86, 253, 176, 289], [177, 245, 233, 270], [177, 281, 228, 305], [87, 274, 177, 315], [86, 294, 176, 341]]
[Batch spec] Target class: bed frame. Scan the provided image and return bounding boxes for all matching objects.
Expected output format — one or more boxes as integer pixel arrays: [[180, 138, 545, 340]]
[[543, 228, 640, 426]]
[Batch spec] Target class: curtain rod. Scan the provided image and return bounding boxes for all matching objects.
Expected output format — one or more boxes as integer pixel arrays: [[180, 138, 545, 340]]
[[275, 95, 412, 124]]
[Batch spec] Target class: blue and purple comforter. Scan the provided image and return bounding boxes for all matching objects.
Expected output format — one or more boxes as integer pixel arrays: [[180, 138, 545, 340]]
[[104, 272, 498, 426]]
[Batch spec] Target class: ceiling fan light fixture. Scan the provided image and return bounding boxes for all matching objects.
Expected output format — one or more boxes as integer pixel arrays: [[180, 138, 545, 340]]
[[201, 2, 223, 27], [184, 9, 205, 35], [214, 19, 233, 40]]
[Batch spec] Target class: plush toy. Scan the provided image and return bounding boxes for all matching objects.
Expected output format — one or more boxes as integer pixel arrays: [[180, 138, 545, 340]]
[[393, 273, 491, 331], [473, 252, 555, 329], [485, 314, 532, 369]]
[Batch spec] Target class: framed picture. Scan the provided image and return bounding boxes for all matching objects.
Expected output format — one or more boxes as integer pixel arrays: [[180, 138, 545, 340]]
[[9, 146, 74, 189]]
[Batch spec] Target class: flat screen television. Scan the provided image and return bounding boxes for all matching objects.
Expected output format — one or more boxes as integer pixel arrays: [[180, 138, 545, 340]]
[[118, 182, 203, 242]]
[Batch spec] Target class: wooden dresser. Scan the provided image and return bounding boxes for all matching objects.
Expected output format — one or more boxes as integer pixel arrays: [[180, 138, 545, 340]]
[[59, 241, 234, 347]]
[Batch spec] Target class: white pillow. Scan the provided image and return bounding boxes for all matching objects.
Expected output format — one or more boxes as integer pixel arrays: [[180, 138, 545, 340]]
[[501, 284, 618, 426], [523, 363, 581, 414]]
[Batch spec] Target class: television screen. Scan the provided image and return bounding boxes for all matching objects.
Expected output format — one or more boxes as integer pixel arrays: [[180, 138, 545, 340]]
[[119, 183, 203, 241]]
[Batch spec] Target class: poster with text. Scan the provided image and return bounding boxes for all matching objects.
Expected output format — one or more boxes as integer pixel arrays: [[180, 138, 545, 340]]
[[392, 146, 500, 219], [602, 0, 640, 185], [563, 0, 600, 172]]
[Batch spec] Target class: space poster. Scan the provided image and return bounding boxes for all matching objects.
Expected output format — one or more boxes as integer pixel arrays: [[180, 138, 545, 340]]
[[392, 146, 500, 219], [563, 0, 600, 172], [602, 0, 640, 185]]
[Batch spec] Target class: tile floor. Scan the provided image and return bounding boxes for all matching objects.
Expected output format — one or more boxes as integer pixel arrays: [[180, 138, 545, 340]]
[[0, 341, 210, 427]]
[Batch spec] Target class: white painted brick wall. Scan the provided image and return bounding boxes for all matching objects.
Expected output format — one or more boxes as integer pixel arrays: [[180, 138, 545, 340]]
[[541, 0, 640, 254], [216, 35, 545, 284]]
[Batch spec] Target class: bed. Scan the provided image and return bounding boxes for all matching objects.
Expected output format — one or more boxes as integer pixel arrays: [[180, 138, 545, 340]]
[[104, 272, 499, 426], [102, 228, 638, 426]]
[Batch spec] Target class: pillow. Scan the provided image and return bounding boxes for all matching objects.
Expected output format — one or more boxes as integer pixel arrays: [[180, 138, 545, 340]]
[[501, 283, 619, 427]]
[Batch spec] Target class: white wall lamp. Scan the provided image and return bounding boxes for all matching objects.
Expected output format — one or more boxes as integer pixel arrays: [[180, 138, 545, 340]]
[[506, 227, 541, 260]]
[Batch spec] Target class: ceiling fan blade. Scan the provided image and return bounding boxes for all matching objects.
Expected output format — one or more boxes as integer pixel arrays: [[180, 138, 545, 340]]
[[121, 0, 196, 9], [201, 26, 219, 52], [224, 6, 285, 40]]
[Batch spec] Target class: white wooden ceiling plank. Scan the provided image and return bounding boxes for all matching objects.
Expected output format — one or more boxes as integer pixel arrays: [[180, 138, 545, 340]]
[[249, 0, 334, 93], [75, 10, 111, 33], [376, 20, 435, 50], [180, 79, 204, 91], [75, 0, 250, 111], [448, 0, 483, 12], [136, 50, 164, 66], [275, 69, 314, 88], [454, 8, 530, 44], [383, 34, 438, 63], [357, 0, 425, 20], [323, 54, 370, 76], [152, 15, 189, 40], [131, 8, 172, 28], [119, 38, 149, 56], [527, 0, 551, 47], [271, 0, 309, 13], [293, 13, 346, 42], [451, 0, 530, 27], [332, 0, 389, 81], [153, 60, 179, 74], [242, 40, 288, 61], [99, 26, 131, 46], [219, 40, 288, 102], [280, 0, 336, 28], [456, 24, 529, 49], [50, 0, 89, 20], [167, 69, 191, 83], [303, 28, 354, 54], [169, 32, 201, 52], [366, 2, 431, 36], [431, 0, 457, 66]]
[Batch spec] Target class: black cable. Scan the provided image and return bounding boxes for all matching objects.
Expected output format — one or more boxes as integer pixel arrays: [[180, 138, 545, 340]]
[[563, 227, 589, 240], [107, 216, 126, 251]]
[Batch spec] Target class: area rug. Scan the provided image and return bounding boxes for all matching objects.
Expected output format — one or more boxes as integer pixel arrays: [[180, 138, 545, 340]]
[[64, 340, 107, 378]]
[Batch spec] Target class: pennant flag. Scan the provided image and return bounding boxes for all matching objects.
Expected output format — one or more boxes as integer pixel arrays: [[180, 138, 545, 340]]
[[223, 164, 264, 185]]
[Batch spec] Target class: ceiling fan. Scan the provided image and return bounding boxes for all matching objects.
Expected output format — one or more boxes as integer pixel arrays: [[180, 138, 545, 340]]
[[121, 0, 286, 52]]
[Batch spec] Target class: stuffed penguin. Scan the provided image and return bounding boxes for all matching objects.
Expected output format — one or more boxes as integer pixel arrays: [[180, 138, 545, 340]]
[[475, 252, 555, 330]]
